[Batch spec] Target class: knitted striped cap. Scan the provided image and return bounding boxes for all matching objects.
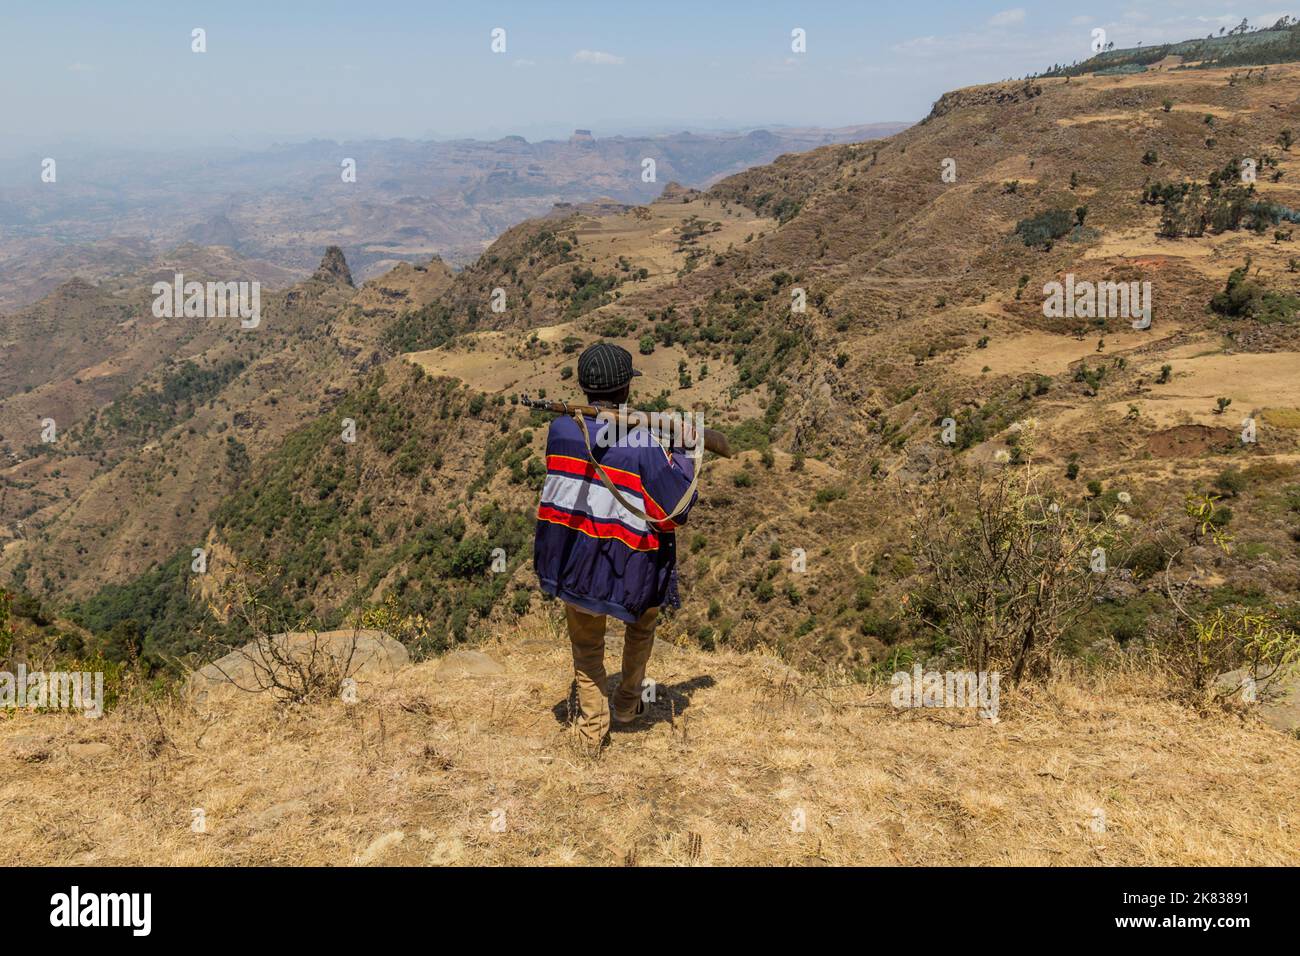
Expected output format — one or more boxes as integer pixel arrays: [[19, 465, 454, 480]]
[[577, 342, 641, 394]]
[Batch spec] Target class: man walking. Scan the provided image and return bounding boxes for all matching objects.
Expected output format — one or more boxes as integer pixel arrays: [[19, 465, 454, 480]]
[[534, 343, 699, 750]]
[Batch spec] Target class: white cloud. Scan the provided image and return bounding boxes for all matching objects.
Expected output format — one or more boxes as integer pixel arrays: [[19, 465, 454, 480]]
[[572, 49, 624, 66], [67, 62, 95, 73], [894, 31, 1030, 56], [893, 22, 1090, 64], [989, 8, 1026, 27]]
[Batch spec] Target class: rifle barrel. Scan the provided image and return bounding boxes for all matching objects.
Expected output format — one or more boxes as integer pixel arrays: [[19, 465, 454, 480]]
[[519, 395, 733, 458]]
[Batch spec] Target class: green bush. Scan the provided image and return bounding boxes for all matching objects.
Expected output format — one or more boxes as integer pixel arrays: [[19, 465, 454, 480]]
[[813, 486, 846, 506], [1210, 259, 1300, 321], [1015, 208, 1075, 248], [1213, 467, 1248, 498]]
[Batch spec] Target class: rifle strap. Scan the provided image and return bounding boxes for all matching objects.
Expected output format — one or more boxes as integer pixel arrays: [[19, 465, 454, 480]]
[[573, 413, 700, 527]]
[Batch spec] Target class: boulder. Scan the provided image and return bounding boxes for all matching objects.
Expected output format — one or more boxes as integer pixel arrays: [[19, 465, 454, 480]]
[[433, 649, 506, 681], [894, 440, 946, 485], [1216, 666, 1300, 734], [187, 629, 408, 704]]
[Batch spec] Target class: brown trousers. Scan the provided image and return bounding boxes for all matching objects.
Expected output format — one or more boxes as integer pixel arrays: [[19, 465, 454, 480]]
[[565, 603, 659, 747]]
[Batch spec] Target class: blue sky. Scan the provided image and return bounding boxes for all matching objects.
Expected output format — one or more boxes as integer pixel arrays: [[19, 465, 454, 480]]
[[1, 1, 1293, 151]]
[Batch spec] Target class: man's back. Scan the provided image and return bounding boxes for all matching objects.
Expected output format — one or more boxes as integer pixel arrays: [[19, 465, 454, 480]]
[[534, 412, 696, 624]]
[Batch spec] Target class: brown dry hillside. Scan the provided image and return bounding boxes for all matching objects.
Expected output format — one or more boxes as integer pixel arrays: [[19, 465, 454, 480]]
[[2, 61, 1299, 686], [377, 62, 1300, 670], [0, 244, 299, 403], [2, 621, 1297, 866], [0, 249, 452, 598]]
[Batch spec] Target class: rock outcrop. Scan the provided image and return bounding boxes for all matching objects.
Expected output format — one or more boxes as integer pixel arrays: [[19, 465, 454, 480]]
[[657, 181, 699, 203], [312, 245, 354, 286]]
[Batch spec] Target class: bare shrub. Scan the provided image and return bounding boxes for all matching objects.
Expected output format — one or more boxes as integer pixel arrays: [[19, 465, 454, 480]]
[[200, 563, 359, 704], [903, 439, 1126, 683]]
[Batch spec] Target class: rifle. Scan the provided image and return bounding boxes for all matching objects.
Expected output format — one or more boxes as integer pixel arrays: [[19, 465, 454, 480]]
[[519, 395, 734, 458]]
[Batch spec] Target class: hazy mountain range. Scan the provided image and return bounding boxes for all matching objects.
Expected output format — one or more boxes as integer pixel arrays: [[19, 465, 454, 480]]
[[0, 123, 906, 312]]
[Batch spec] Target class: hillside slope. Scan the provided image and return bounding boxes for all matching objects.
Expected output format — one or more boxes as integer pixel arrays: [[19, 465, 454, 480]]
[[5, 60, 1300, 681], [1043, 16, 1300, 76], [374, 61, 1300, 669], [0, 249, 453, 600], [2, 618, 1296, 866]]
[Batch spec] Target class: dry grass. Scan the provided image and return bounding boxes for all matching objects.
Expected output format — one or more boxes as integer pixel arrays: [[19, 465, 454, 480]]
[[3, 618, 1297, 866], [1261, 407, 1300, 430]]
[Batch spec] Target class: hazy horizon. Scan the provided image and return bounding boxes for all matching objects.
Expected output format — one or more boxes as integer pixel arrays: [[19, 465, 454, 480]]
[[0, 119, 909, 163]]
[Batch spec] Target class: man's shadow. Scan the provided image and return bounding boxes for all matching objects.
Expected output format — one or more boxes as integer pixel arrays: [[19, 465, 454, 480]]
[[551, 674, 716, 733]]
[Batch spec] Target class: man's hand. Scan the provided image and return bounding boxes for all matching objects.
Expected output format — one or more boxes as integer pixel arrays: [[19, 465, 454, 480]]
[[679, 416, 703, 458]]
